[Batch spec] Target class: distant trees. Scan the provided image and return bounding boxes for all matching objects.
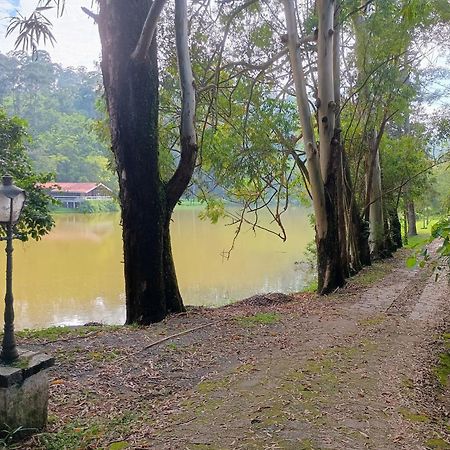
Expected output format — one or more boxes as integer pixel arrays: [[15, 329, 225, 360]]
[[0, 51, 114, 187]]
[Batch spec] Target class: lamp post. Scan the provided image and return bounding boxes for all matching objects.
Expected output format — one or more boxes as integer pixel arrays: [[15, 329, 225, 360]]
[[0, 175, 26, 363]]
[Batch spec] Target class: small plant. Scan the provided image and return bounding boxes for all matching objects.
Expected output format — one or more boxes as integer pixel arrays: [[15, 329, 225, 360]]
[[0, 425, 36, 447]]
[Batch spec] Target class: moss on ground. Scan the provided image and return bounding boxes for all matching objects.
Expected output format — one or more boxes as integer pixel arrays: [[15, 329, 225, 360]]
[[196, 377, 231, 394], [16, 325, 122, 342], [399, 408, 430, 423], [350, 263, 391, 286], [235, 312, 280, 327], [425, 437, 450, 449], [434, 333, 450, 388], [358, 314, 387, 327]]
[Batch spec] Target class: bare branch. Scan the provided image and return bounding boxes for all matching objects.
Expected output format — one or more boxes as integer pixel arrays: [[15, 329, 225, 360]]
[[81, 6, 99, 23]]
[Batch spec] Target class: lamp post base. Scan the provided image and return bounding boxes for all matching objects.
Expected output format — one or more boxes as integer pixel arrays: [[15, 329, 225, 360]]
[[0, 345, 19, 363], [0, 349, 54, 439]]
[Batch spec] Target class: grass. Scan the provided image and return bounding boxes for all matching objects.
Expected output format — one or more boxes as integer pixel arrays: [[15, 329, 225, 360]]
[[196, 377, 230, 394], [235, 312, 280, 327], [403, 218, 439, 249], [33, 412, 139, 450], [302, 279, 318, 293], [348, 261, 391, 286], [16, 325, 122, 342]]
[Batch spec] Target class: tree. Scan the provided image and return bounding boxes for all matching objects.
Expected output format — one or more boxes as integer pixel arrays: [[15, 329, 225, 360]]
[[9, 0, 198, 324], [0, 108, 54, 240], [281, 0, 346, 293]]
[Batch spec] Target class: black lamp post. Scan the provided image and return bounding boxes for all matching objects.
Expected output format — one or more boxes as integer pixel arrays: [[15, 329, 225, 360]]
[[0, 175, 26, 363]]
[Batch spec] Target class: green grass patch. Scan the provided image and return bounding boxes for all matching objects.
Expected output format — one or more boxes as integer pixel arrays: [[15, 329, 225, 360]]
[[349, 262, 390, 286], [196, 377, 230, 394], [235, 312, 280, 327], [403, 218, 439, 249], [16, 325, 122, 342], [302, 279, 318, 293], [35, 412, 138, 450]]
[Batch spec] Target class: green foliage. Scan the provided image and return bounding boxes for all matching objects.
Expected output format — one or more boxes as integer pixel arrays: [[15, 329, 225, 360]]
[[433, 333, 450, 388], [0, 108, 54, 240], [404, 217, 449, 271], [425, 437, 450, 450], [198, 198, 226, 224], [432, 217, 450, 267], [78, 199, 119, 214]]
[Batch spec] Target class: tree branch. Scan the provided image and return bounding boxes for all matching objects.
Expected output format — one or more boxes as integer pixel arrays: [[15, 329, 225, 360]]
[[166, 0, 198, 211], [131, 0, 168, 61], [80, 6, 98, 23]]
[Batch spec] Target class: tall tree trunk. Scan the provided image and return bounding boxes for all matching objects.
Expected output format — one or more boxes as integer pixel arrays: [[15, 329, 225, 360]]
[[334, 3, 350, 279], [316, 0, 345, 292], [97, 1, 184, 324], [367, 138, 385, 258], [407, 199, 418, 236], [282, 0, 344, 294]]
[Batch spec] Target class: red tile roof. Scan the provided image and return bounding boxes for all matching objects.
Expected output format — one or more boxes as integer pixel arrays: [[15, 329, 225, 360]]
[[40, 182, 104, 194]]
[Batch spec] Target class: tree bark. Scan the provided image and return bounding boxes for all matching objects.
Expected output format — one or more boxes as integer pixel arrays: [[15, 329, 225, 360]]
[[367, 134, 385, 258], [97, 1, 184, 324]]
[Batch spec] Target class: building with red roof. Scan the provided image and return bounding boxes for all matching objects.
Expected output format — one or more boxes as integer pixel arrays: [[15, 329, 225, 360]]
[[40, 182, 113, 209]]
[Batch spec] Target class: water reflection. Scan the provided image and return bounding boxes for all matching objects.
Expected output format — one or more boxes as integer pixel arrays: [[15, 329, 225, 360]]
[[2, 207, 314, 329]]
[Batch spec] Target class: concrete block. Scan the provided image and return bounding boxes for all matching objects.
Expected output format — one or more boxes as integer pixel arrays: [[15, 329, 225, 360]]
[[0, 349, 54, 437]]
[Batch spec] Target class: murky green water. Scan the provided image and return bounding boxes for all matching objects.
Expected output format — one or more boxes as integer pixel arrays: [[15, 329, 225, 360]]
[[2, 206, 314, 329]]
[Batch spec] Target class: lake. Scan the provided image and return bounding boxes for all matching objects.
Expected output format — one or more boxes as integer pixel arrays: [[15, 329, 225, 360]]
[[3, 206, 315, 330]]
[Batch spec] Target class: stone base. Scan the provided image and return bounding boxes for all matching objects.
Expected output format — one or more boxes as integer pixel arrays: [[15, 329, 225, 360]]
[[0, 350, 54, 437]]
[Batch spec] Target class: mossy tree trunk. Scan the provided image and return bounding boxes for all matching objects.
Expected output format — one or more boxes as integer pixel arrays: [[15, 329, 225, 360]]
[[97, 0, 196, 324]]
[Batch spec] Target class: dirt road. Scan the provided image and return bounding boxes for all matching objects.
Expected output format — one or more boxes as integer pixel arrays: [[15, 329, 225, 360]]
[[20, 247, 449, 449]]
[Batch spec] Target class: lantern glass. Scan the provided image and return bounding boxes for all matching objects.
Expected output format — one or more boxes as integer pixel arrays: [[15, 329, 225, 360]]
[[0, 177, 26, 224]]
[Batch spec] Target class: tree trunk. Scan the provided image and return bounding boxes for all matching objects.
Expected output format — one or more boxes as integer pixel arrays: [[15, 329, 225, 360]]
[[389, 208, 403, 249], [407, 199, 418, 236], [282, 0, 345, 294], [367, 136, 385, 258], [403, 207, 408, 245], [317, 134, 345, 293], [97, 1, 184, 324]]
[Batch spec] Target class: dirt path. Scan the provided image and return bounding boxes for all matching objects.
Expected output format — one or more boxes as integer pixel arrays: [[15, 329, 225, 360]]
[[19, 247, 449, 450]]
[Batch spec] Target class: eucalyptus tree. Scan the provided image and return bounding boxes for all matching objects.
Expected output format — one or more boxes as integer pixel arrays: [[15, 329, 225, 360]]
[[9, 0, 198, 324], [345, 0, 450, 257]]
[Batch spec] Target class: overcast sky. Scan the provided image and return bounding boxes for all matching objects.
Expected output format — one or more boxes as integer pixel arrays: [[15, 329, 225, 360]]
[[0, 0, 101, 68]]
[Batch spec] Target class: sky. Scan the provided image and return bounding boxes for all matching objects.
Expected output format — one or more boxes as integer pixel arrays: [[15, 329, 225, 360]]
[[0, 0, 101, 69]]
